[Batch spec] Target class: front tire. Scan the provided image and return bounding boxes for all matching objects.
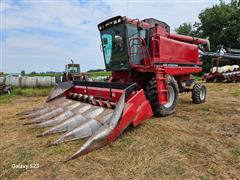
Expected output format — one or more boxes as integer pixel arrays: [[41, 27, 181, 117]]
[[146, 76, 179, 117], [192, 83, 207, 104]]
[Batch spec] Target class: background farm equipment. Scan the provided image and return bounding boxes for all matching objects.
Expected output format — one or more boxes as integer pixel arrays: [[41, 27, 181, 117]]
[[62, 59, 81, 81], [0, 72, 12, 95], [62, 59, 89, 82], [21, 16, 210, 161], [0, 84, 12, 95], [203, 48, 240, 83]]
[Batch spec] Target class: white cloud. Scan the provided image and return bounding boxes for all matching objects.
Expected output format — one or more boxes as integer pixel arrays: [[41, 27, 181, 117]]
[[1, 0, 219, 73], [104, 0, 219, 31], [2, 0, 110, 73]]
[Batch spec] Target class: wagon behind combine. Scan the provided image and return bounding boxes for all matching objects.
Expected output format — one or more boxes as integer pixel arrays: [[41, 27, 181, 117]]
[[21, 16, 210, 161], [0, 84, 12, 95], [203, 48, 240, 83]]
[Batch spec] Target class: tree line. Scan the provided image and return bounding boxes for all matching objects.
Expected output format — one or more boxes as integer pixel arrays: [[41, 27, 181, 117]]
[[175, 0, 240, 73]]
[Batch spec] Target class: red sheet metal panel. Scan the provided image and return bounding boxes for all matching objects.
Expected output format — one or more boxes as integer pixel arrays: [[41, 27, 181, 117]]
[[108, 89, 153, 142], [159, 37, 199, 64]]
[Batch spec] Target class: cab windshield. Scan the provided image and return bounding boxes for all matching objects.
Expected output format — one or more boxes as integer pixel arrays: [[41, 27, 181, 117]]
[[100, 23, 147, 70], [101, 24, 129, 70], [67, 66, 80, 73]]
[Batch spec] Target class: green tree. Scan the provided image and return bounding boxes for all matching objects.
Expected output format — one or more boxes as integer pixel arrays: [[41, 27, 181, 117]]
[[175, 23, 195, 36], [176, 0, 240, 50], [21, 70, 25, 76], [197, 0, 240, 51], [175, 1, 240, 73]]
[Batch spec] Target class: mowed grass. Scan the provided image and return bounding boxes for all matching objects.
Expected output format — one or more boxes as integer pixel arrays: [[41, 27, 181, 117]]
[[0, 87, 50, 104], [231, 88, 240, 97], [0, 83, 239, 179]]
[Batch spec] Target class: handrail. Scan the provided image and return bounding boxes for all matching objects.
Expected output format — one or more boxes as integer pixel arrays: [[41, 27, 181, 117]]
[[128, 37, 150, 65], [152, 35, 160, 58]]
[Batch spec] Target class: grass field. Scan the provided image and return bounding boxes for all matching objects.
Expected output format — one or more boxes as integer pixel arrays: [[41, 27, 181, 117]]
[[26, 74, 62, 77], [0, 83, 239, 179], [86, 71, 111, 77], [0, 87, 50, 104], [23, 71, 111, 78]]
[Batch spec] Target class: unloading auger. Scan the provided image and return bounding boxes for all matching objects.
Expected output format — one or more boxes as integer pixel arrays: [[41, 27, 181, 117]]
[[21, 81, 153, 161]]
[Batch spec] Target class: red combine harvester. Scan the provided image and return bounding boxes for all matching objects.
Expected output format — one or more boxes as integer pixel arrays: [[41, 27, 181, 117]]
[[21, 16, 210, 161]]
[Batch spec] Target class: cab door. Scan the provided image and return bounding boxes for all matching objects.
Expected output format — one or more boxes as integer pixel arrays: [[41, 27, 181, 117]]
[[128, 26, 148, 65]]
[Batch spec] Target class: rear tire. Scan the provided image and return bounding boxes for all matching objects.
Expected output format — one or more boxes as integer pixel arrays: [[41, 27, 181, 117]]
[[192, 83, 207, 104], [146, 75, 179, 117]]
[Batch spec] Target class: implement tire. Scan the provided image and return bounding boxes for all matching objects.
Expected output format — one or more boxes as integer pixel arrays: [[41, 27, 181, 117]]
[[145, 75, 179, 117], [192, 83, 207, 104]]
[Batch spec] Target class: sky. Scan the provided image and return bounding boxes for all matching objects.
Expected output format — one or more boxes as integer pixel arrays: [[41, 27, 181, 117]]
[[1, 0, 221, 73]]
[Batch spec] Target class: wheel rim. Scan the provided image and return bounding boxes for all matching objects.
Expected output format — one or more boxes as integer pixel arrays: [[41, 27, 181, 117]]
[[200, 87, 206, 101], [163, 86, 175, 108]]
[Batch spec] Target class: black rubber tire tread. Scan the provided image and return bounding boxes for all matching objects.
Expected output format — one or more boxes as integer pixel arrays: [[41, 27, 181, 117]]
[[192, 83, 207, 104], [62, 76, 67, 82], [145, 75, 179, 117]]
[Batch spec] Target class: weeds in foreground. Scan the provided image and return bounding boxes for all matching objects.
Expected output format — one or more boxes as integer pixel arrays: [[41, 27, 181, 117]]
[[231, 89, 240, 97], [231, 148, 240, 156]]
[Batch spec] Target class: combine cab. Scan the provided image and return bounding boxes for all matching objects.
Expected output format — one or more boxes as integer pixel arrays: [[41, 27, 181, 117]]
[[21, 16, 210, 161]]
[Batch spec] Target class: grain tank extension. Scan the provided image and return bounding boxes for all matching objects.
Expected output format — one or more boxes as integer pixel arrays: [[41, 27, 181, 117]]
[[21, 16, 210, 161]]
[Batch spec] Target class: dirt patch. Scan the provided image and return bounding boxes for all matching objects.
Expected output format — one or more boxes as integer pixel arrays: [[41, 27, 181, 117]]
[[0, 83, 239, 179]]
